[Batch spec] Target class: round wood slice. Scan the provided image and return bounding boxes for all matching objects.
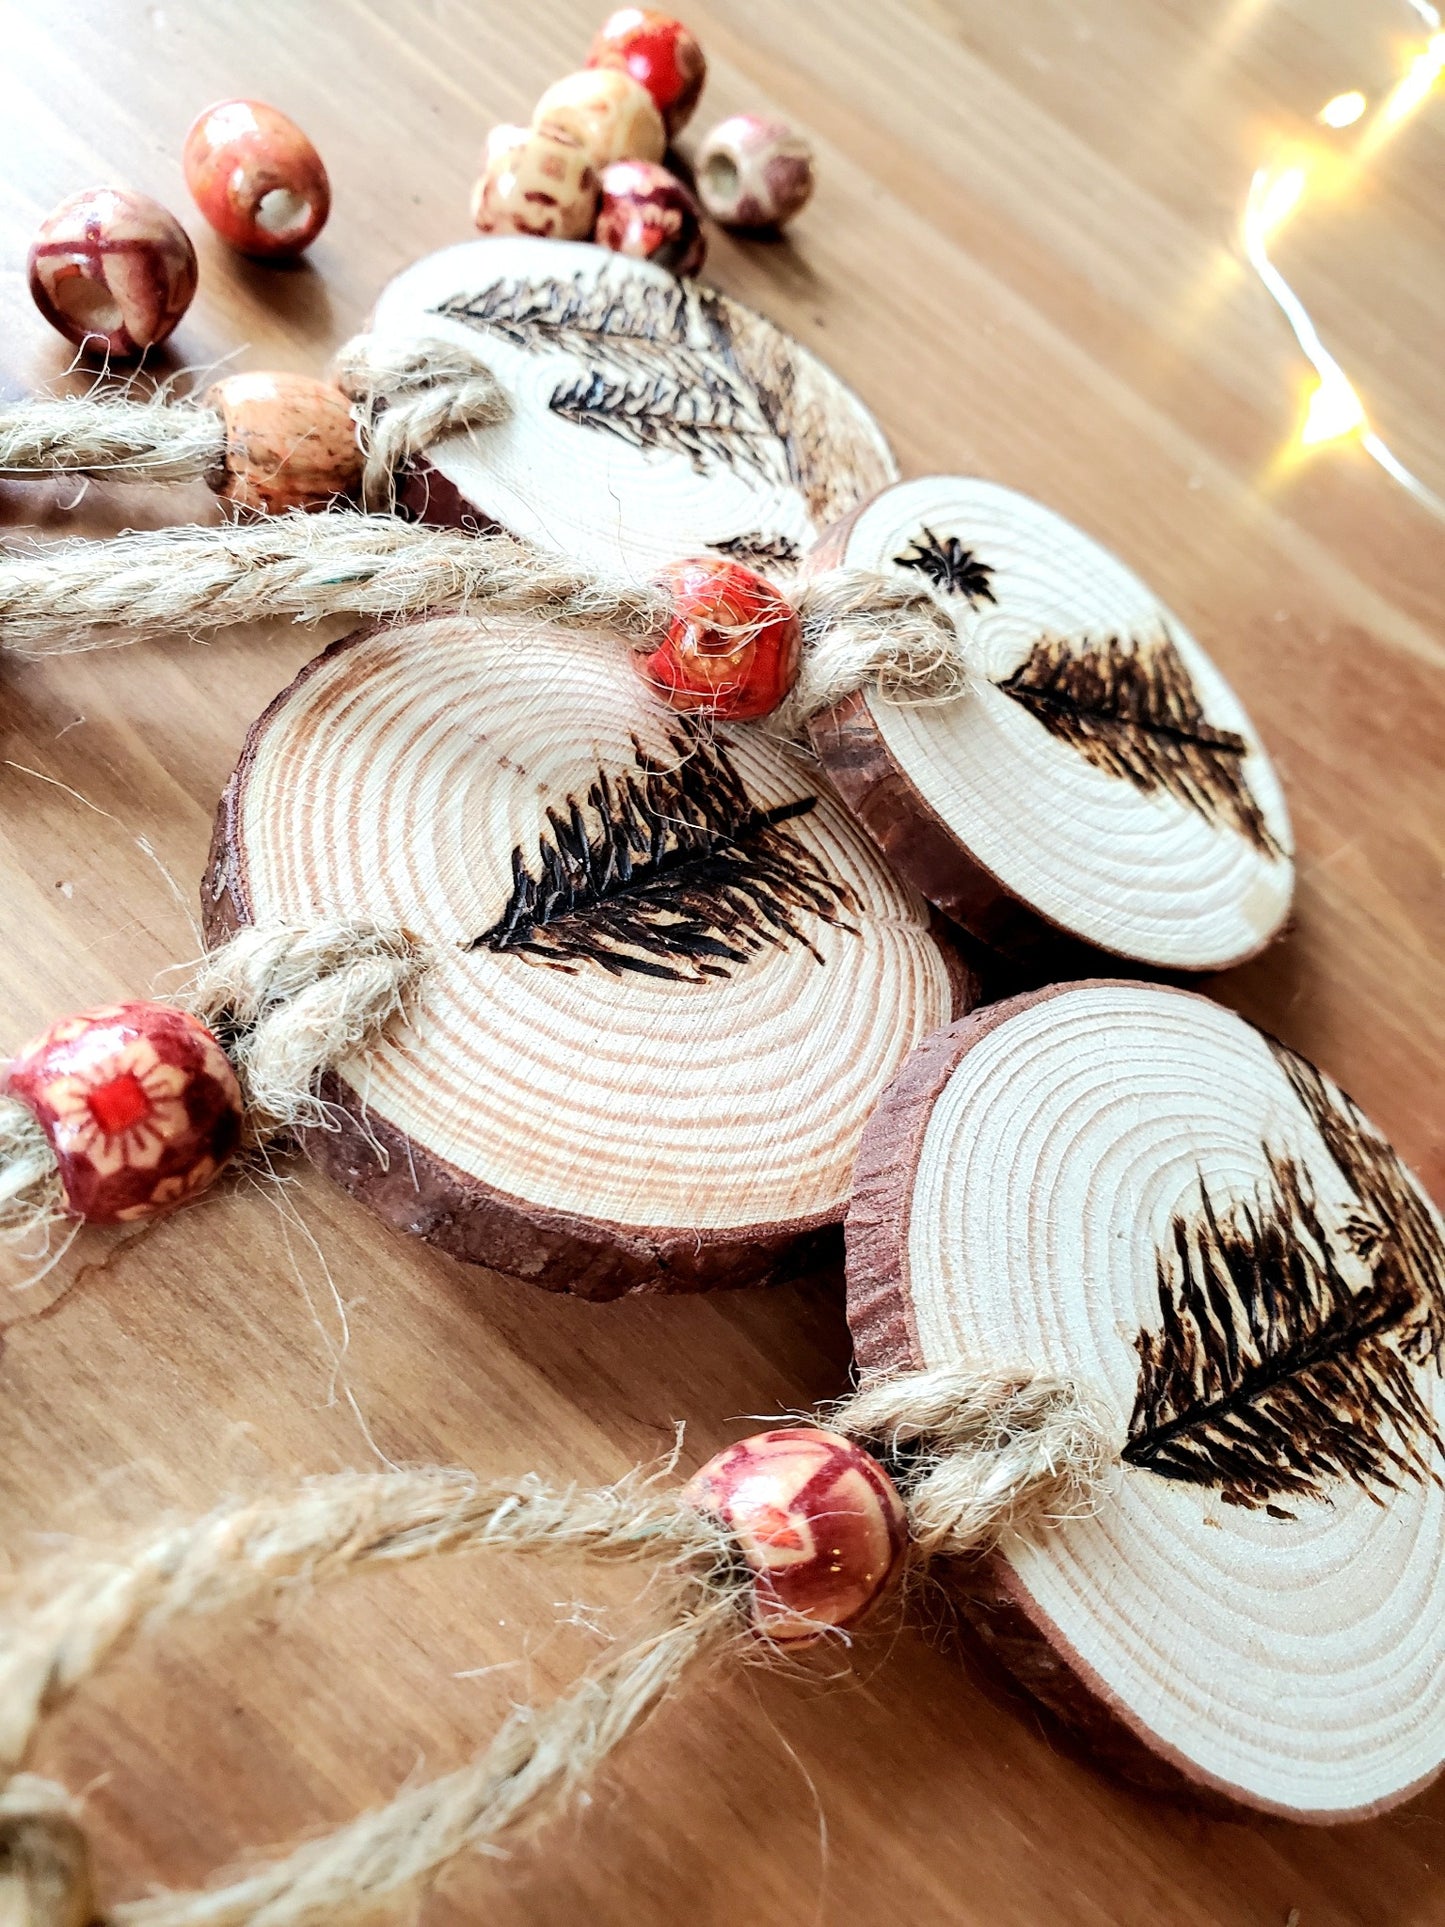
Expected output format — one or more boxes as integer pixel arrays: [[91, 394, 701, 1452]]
[[366, 237, 898, 579], [806, 477, 1294, 970], [847, 980, 1445, 1820], [205, 613, 970, 1301]]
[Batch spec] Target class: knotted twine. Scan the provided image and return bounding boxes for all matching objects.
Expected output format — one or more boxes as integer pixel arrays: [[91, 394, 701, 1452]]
[[0, 331, 503, 500], [0, 1364, 1114, 1927]]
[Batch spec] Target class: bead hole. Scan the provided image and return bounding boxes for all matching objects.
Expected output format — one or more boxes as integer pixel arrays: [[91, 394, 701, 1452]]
[[53, 274, 123, 339], [702, 152, 740, 201], [255, 188, 310, 235]]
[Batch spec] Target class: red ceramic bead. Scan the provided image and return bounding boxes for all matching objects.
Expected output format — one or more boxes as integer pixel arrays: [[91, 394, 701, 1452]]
[[684, 1428, 908, 1645], [6, 1003, 243, 1224], [637, 558, 802, 722], [596, 160, 706, 275], [183, 99, 330, 259], [696, 114, 815, 230], [27, 187, 197, 359], [587, 8, 707, 138]]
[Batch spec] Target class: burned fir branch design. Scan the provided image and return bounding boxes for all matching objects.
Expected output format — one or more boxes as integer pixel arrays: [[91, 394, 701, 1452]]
[[548, 368, 787, 480], [432, 273, 790, 487], [469, 721, 854, 983], [1124, 1051, 1445, 1514], [996, 627, 1284, 859], [893, 528, 997, 603]]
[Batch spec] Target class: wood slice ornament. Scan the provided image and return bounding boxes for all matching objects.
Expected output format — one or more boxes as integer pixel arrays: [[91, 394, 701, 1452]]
[[366, 236, 898, 576], [206, 611, 969, 1298], [848, 980, 1445, 1819], [807, 477, 1294, 970]]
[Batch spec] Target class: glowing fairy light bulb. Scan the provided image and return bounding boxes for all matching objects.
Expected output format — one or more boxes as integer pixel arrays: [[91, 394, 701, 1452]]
[[1318, 91, 1367, 127], [1300, 370, 1367, 447]]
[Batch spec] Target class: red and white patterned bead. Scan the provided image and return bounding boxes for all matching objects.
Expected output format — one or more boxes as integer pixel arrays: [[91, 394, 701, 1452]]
[[533, 68, 667, 170], [27, 187, 197, 359], [6, 1002, 243, 1223], [596, 160, 706, 275], [586, 9, 707, 138], [636, 557, 802, 721], [695, 114, 815, 230], [472, 123, 600, 240], [684, 1427, 908, 1644]]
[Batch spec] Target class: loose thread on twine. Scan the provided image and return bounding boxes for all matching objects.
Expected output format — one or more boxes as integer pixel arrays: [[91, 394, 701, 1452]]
[[0, 1367, 1115, 1927]]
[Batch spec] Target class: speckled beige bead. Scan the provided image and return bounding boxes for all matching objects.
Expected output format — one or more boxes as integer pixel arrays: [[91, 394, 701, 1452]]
[[204, 372, 363, 514], [532, 68, 666, 170], [696, 114, 816, 230], [471, 123, 600, 240]]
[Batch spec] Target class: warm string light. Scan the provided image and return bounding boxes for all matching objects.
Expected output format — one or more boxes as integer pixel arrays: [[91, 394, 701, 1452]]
[[1242, 2, 1445, 519]]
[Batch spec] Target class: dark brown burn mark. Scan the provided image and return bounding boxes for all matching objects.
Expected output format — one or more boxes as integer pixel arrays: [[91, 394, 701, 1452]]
[[433, 273, 787, 486], [468, 720, 854, 983], [1124, 1043, 1445, 1512], [708, 531, 802, 569], [893, 528, 997, 603], [996, 627, 1283, 859]]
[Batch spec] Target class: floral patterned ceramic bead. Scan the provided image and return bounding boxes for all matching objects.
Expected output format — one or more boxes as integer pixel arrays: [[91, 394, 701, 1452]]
[[586, 9, 707, 137], [183, 99, 330, 259], [205, 371, 363, 513], [684, 1428, 908, 1645], [471, 123, 600, 240], [636, 558, 802, 721], [6, 1003, 244, 1223], [532, 68, 666, 170], [27, 187, 197, 359], [596, 160, 706, 275], [696, 114, 816, 230]]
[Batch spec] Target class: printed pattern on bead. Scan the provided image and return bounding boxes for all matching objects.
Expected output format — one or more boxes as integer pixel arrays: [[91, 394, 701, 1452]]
[[683, 1426, 908, 1643], [587, 9, 708, 137], [27, 187, 198, 358], [6, 1002, 244, 1223], [596, 161, 707, 275]]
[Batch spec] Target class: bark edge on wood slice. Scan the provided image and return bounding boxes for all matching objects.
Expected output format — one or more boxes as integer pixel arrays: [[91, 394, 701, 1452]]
[[368, 236, 897, 581], [846, 980, 1445, 1819], [206, 613, 973, 1300], [806, 477, 1294, 972]]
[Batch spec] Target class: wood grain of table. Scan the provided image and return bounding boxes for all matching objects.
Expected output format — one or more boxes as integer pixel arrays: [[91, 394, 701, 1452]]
[[0, 3, 1441, 1922]]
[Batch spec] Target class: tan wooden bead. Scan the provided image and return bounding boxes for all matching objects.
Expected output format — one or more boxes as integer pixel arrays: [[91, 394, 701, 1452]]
[[205, 372, 362, 514], [532, 68, 666, 170], [471, 123, 600, 240], [696, 114, 816, 230]]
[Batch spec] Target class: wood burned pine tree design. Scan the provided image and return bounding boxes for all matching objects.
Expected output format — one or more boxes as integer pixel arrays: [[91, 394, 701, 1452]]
[[1124, 1040, 1445, 1514], [430, 269, 880, 525], [433, 273, 790, 489], [995, 626, 1283, 859], [469, 721, 854, 983]]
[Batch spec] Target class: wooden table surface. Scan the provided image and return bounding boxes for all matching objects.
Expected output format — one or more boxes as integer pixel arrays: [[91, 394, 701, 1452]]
[[0, 2, 1442, 1922]]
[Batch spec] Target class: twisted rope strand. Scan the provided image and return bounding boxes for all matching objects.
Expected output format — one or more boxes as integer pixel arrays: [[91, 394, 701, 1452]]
[[0, 396, 225, 485], [833, 1362, 1116, 1558], [0, 516, 668, 656], [180, 921, 428, 1140], [0, 1472, 743, 1927], [331, 334, 511, 513]]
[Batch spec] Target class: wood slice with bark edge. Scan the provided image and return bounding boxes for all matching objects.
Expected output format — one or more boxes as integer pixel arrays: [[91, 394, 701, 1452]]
[[805, 477, 1294, 970], [204, 613, 973, 1302], [367, 237, 898, 581], [846, 980, 1445, 1821]]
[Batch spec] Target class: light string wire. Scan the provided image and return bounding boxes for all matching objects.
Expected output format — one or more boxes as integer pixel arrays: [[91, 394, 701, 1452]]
[[1242, 0, 1445, 518]]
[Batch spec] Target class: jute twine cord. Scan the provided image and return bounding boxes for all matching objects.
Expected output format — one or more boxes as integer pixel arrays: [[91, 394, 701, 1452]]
[[181, 921, 428, 1143], [0, 395, 225, 487], [0, 512, 967, 724], [331, 333, 511, 513], [0, 1368, 1113, 1927]]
